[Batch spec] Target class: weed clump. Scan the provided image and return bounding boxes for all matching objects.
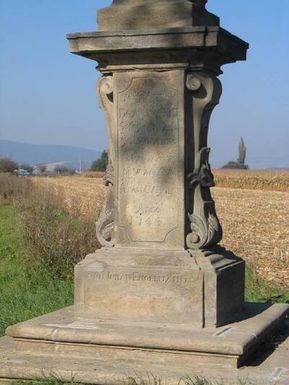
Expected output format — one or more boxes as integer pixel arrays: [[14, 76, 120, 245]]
[[0, 173, 32, 200], [0, 173, 98, 278]]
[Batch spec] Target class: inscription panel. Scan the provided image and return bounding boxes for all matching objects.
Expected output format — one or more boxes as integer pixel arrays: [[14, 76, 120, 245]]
[[80, 263, 203, 325], [115, 71, 183, 245], [87, 270, 194, 286]]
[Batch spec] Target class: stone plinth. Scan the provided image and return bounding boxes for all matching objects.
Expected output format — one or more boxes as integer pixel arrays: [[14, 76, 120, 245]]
[[74, 249, 244, 328], [0, 1, 288, 383], [1, 307, 289, 383]]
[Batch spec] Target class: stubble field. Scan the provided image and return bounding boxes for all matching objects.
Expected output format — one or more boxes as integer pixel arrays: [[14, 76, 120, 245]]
[[33, 169, 289, 289]]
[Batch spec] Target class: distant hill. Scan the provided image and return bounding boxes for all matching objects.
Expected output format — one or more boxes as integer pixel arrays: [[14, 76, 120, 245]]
[[0, 140, 101, 169]]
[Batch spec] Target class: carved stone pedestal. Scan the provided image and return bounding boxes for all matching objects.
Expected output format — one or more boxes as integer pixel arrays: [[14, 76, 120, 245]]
[[0, 1, 288, 384], [74, 248, 245, 329]]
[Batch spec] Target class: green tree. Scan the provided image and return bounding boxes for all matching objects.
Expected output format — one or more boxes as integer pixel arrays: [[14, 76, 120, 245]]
[[90, 150, 108, 172], [0, 157, 18, 173]]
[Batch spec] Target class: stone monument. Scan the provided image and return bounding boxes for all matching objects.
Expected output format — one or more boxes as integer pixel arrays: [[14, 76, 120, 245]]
[[0, 1, 288, 383]]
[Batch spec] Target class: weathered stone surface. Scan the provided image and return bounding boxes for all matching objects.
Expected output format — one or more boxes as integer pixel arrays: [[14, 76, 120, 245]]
[[2, 333, 289, 385], [97, 0, 220, 32], [74, 248, 244, 327], [2, 311, 289, 382], [67, 27, 249, 71], [115, 70, 184, 247], [76, 253, 203, 326]]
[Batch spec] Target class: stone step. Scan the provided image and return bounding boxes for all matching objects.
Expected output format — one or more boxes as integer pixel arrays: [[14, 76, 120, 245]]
[[1, 321, 289, 384], [3, 303, 289, 372]]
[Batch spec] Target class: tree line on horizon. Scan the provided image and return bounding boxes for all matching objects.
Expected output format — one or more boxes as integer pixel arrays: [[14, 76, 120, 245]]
[[0, 138, 248, 175], [0, 157, 75, 175], [90, 139, 249, 172]]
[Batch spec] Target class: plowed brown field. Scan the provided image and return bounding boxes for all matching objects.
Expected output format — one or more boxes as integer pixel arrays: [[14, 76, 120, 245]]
[[33, 171, 289, 288]]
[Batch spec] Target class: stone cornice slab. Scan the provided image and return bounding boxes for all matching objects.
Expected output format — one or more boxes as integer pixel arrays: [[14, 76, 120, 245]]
[[67, 27, 249, 68]]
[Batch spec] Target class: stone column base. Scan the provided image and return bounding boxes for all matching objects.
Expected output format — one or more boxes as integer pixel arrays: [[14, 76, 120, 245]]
[[1, 248, 288, 383], [74, 248, 245, 328], [1, 304, 289, 384]]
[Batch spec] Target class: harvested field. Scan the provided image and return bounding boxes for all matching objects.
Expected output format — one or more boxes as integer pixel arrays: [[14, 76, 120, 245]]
[[212, 188, 289, 288], [214, 169, 289, 192], [33, 174, 289, 288], [32, 176, 106, 219], [81, 169, 289, 192]]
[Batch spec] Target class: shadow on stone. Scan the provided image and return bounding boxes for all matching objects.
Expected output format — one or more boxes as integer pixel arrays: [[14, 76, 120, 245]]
[[243, 322, 289, 367]]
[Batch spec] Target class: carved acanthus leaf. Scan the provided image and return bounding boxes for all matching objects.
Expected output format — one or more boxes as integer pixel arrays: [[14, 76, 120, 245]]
[[186, 203, 222, 250], [96, 187, 115, 247], [187, 147, 215, 188]]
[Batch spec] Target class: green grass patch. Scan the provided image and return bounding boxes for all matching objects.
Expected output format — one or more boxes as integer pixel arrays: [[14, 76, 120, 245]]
[[245, 267, 289, 304], [0, 203, 73, 337]]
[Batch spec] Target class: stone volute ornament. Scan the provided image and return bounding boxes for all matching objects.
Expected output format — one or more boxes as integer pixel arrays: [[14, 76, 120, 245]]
[[185, 72, 223, 250], [1, 2, 288, 383], [96, 76, 115, 247]]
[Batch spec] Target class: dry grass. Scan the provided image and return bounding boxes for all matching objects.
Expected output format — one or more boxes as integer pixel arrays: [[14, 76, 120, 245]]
[[0, 173, 33, 200], [214, 169, 289, 192], [81, 171, 105, 179], [33, 172, 289, 288], [15, 186, 98, 278], [0, 173, 98, 278], [32, 176, 107, 219]]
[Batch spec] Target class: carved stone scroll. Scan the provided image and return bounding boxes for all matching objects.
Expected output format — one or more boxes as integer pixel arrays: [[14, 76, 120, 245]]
[[186, 72, 223, 250], [96, 75, 115, 247]]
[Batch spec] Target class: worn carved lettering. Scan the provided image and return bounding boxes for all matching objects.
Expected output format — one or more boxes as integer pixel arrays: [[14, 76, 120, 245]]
[[116, 72, 180, 244]]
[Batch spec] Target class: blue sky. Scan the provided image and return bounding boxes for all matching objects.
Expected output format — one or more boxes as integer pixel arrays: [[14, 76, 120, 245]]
[[0, 0, 288, 168]]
